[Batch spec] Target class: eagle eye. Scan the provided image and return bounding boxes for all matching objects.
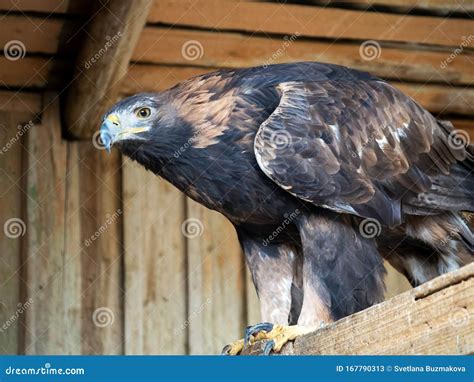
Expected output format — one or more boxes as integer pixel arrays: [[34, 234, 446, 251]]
[[135, 107, 151, 119]]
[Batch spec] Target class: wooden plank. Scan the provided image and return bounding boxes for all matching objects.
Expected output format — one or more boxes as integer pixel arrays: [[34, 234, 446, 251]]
[[124, 64, 474, 116], [0, 91, 42, 115], [148, 0, 474, 48], [0, 112, 29, 354], [23, 93, 68, 354], [246, 263, 474, 355], [0, 0, 90, 14], [347, 0, 474, 12], [122, 158, 187, 354], [0, 16, 64, 55], [4, 18, 470, 86], [396, 83, 473, 116], [133, 28, 474, 85], [0, 57, 61, 89], [68, 142, 123, 354], [65, 0, 152, 139], [186, 199, 246, 354]]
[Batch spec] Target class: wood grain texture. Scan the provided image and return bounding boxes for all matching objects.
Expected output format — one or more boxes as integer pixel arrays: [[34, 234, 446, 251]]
[[186, 199, 246, 354], [23, 93, 68, 354], [3, 19, 471, 87], [133, 27, 474, 85], [148, 0, 473, 47], [0, 16, 64, 55], [0, 112, 28, 354], [246, 263, 474, 355], [69, 142, 123, 354], [65, 0, 152, 138], [123, 65, 474, 116], [0, 91, 42, 115], [0, 0, 90, 13], [122, 158, 187, 354], [347, 0, 473, 12], [22, 92, 123, 354]]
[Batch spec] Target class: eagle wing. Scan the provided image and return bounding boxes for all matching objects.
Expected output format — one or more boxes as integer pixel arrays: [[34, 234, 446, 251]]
[[254, 79, 468, 227]]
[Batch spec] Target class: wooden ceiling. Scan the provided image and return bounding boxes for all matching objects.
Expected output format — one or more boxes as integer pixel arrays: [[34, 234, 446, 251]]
[[0, 0, 473, 137]]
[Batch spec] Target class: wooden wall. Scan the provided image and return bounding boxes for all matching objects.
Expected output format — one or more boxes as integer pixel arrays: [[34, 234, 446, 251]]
[[0, 0, 472, 354]]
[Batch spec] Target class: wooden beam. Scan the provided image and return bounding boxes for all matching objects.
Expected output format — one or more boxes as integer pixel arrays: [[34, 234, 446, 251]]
[[65, 0, 152, 139], [148, 0, 474, 48], [244, 263, 474, 355]]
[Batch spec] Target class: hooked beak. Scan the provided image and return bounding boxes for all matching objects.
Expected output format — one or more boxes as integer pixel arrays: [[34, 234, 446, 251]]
[[100, 114, 148, 153]]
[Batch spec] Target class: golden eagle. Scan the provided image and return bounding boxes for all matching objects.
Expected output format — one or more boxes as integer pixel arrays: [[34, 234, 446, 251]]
[[100, 62, 473, 354]]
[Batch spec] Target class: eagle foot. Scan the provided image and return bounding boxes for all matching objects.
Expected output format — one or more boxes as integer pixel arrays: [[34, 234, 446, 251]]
[[222, 323, 319, 355]]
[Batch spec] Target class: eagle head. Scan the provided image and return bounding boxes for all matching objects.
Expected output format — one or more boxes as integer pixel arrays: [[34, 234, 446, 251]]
[[99, 93, 163, 152], [99, 93, 193, 173]]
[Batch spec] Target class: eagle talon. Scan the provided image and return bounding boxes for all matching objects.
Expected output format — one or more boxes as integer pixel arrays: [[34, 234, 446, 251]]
[[221, 339, 244, 355], [244, 322, 274, 347], [262, 339, 276, 355]]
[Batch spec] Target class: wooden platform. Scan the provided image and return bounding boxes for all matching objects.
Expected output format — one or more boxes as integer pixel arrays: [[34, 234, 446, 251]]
[[245, 263, 474, 355]]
